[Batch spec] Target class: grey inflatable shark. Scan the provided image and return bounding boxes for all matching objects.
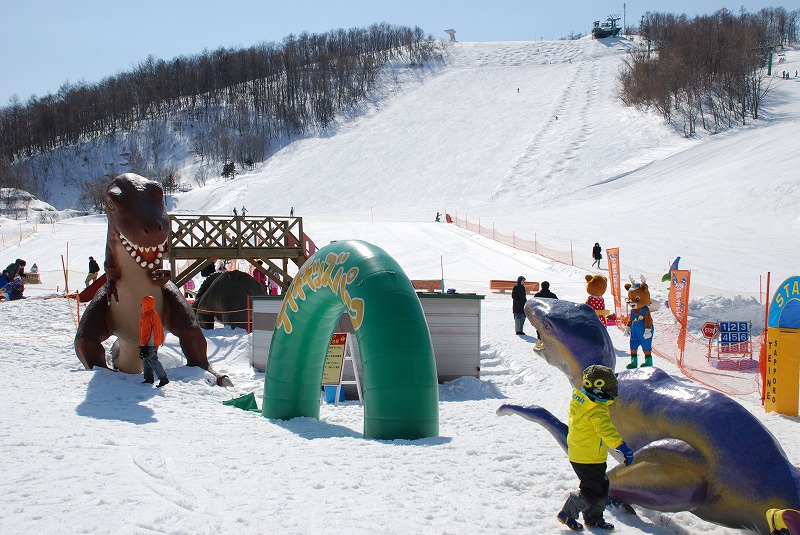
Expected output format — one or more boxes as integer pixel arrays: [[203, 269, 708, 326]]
[[497, 297, 800, 534]]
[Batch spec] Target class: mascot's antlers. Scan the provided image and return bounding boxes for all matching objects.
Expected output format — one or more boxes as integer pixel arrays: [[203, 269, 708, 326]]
[[629, 275, 647, 288]]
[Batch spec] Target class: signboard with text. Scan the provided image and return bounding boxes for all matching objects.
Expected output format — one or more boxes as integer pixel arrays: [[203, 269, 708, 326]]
[[718, 321, 751, 354], [765, 277, 800, 416], [322, 333, 348, 386], [766, 329, 800, 416]]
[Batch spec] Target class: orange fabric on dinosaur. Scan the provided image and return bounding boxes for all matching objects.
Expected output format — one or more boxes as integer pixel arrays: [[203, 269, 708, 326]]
[[139, 295, 165, 347]]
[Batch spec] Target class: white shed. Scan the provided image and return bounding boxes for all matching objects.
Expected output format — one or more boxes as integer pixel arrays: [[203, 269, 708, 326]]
[[250, 292, 484, 384]]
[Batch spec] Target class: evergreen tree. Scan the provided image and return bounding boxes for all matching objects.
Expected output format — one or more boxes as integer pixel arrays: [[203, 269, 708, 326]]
[[221, 161, 236, 180]]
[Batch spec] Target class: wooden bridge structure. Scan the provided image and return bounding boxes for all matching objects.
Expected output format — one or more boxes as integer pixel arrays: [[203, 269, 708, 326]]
[[167, 214, 317, 293]]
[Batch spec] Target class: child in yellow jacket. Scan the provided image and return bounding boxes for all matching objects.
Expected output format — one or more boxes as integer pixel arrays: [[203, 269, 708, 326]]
[[139, 295, 169, 387], [557, 365, 634, 531]]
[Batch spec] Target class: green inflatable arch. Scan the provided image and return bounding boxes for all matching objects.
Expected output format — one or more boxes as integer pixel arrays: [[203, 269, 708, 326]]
[[261, 240, 439, 440]]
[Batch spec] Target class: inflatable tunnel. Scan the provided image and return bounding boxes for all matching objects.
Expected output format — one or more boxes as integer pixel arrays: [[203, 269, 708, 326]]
[[261, 240, 439, 440]]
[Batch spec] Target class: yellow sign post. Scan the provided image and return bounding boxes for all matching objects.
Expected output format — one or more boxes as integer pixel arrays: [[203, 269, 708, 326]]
[[765, 330, 800, 415], [765, 276, 800, 416], [322, 333, 347, 386], [321, 333, 362, 406]]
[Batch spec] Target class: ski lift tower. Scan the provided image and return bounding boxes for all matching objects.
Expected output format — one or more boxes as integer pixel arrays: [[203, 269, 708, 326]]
[[444, 29, 457, 42], [591, 15, 622, 39], [608, 15, 621, 34]]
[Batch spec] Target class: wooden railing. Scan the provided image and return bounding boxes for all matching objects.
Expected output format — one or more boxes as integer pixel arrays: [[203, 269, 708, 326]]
[[167, 215, 314, 290]]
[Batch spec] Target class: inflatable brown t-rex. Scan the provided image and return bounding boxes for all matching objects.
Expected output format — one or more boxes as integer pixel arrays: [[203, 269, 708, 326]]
[[74, 173, 232, 386]]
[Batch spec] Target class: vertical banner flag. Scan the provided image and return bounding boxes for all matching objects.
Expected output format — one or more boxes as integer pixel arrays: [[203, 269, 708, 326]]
[[606, 248, 621, 322], [670, 269, 691, 353]]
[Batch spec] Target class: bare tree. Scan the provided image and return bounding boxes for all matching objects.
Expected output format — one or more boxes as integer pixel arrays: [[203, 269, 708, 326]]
[[78, 174, 112, 213], [620, 8, 786, 135], [193, 165, 210, 187], [0, 22, 444, 202]]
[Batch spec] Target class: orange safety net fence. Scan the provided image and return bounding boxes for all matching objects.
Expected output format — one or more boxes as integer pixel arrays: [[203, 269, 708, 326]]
[[451, 213, 764, 397], [611, 304, 763, 396]]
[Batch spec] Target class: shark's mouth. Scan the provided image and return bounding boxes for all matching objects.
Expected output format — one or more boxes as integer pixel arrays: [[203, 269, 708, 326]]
[[120, 233, 166, 269]]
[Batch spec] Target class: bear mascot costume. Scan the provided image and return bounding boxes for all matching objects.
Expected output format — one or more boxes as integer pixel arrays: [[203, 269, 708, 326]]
[[584, 274, 609, 326], [624, 276, 653, 369]]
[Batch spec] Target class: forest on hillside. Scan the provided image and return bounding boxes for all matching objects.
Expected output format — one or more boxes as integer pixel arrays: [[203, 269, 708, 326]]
[[619, 7, 798, 136], [1, 8, 797, 216], [0, 23, 442, 212]]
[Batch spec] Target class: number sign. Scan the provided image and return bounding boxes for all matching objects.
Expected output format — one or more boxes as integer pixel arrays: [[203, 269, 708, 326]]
[[718, 322, 750, 354]]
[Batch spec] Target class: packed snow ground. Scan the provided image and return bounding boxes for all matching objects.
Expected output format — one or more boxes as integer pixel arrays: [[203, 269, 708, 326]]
[[2, 39, 800, 534]]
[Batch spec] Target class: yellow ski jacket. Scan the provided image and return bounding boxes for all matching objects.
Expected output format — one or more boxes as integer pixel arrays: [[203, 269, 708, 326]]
[[566, 388, 624, 464]]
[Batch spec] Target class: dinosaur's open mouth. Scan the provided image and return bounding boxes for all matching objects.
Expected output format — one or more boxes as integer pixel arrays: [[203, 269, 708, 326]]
[[120, 233, 166, 269]]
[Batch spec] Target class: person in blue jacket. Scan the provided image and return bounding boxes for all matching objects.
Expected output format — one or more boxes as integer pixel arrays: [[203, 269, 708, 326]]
[[0, 269, 12, 299], [9, 276, 25, 300]]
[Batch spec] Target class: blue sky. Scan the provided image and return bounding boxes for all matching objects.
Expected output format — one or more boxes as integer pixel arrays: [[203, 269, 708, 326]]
[[0, 0, 793, 106]]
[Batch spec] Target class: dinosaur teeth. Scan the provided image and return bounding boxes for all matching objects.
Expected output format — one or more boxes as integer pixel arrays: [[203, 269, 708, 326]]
[[118, 233, 167, 267]]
